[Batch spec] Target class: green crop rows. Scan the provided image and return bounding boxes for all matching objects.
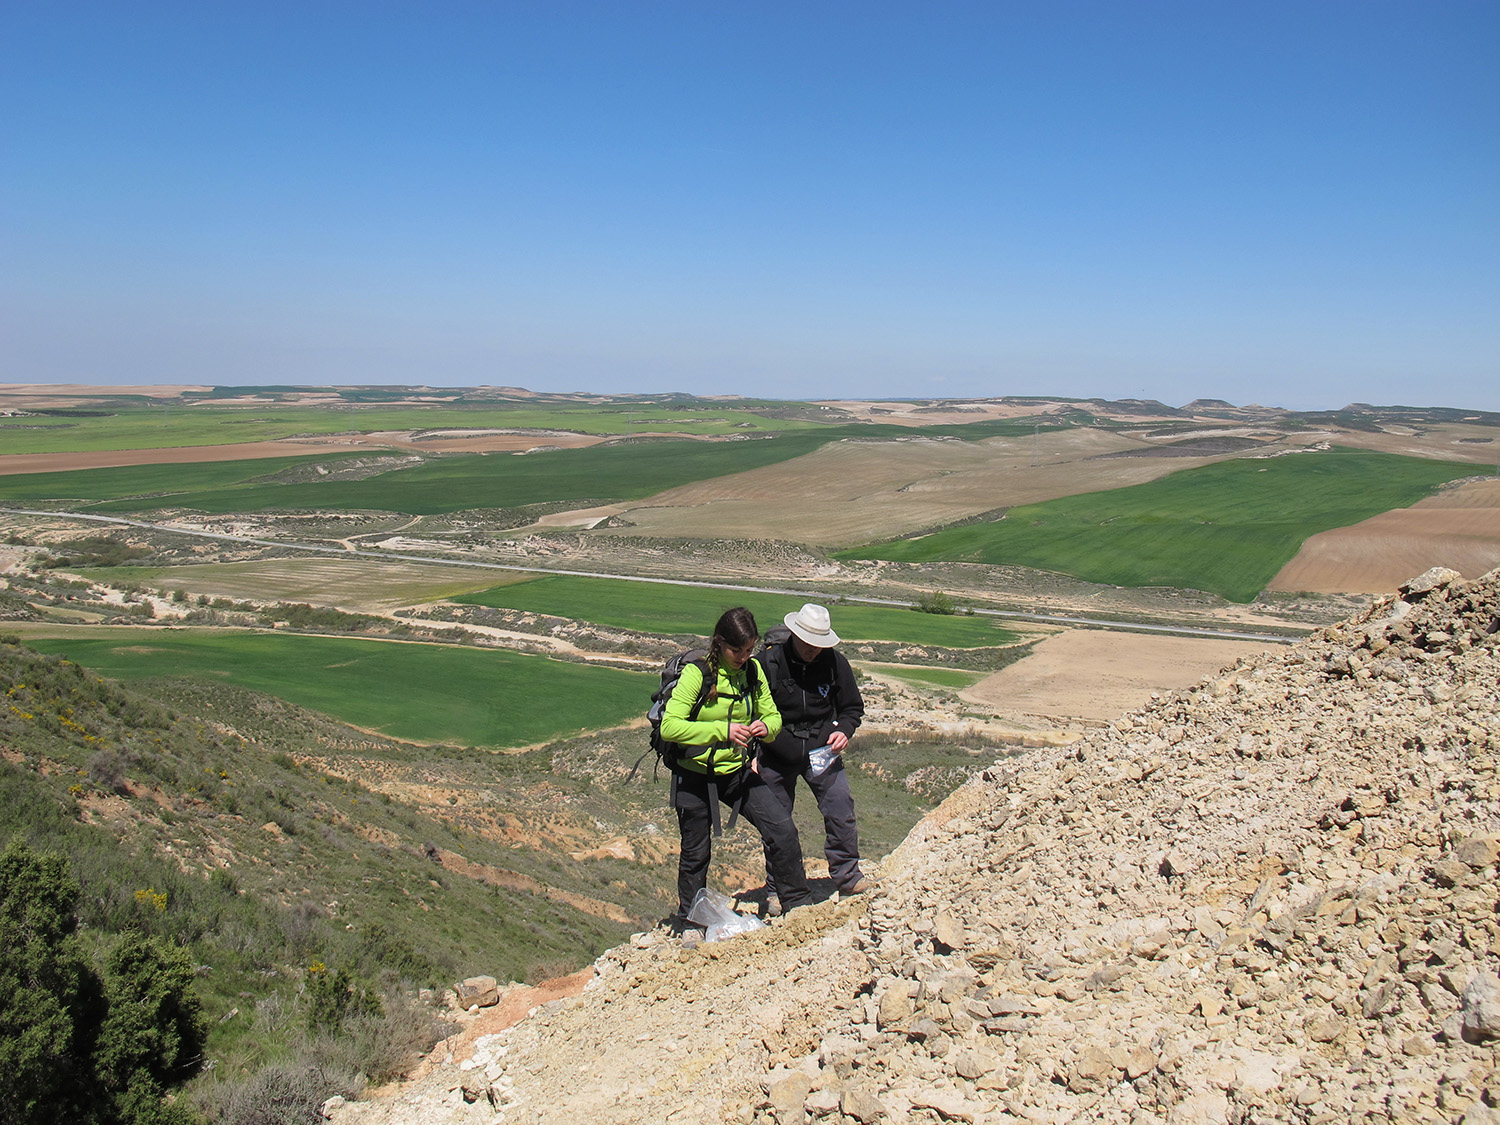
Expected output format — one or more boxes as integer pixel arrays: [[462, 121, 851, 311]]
[[0, 402, 814, 455], [454, 574, 1021, 647], [0, 453, 381, 503], [23, 630, 651, 748], [839, 449, 1479, 602], [1, 418, 1055, 516]]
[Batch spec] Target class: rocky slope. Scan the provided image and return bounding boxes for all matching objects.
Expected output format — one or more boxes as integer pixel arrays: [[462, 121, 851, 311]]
[[330, 567, 1500, 1125]]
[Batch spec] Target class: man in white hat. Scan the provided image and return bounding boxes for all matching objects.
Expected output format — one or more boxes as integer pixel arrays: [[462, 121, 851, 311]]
[[756, 603, 871, 913]]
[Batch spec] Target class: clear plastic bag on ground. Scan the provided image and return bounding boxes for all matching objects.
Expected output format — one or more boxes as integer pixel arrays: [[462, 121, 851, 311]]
[[686, 887, 767, 942]]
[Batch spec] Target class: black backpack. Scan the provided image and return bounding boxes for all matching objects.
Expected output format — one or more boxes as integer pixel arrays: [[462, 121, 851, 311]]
[[643, 647, 711, 774]]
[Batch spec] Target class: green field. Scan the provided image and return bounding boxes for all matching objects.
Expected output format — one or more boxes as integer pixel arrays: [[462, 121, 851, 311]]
[[838, 449, 1479, 602], [22, 629, 651, 747], [0, 402, 816, 455], [0, 453, 382, 503], [453, 574, 1021, 647], [860, 663, 990, 690], [0, 417, 1061, 517]]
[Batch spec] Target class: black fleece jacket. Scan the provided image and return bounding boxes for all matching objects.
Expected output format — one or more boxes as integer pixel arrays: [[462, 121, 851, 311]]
[[760, 641, 864, 763]]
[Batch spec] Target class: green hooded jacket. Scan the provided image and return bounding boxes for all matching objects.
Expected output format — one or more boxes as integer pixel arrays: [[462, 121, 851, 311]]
[[660, 658, 782, 776]]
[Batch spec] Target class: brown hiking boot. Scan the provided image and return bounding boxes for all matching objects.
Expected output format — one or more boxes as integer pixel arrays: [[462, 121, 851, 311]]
[[840, 876, 876, 895], [765, 894, 782, 918]]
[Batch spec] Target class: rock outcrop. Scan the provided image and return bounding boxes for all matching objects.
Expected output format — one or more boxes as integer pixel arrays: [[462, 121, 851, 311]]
[[334, 567, 1500, 1124]]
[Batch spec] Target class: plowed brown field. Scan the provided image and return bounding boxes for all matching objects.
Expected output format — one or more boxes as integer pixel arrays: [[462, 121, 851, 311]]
[[1267, 477, 1500, 595]]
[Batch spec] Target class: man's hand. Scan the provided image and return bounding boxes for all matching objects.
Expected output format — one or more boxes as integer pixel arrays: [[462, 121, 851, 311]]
[[827, 730, 850, 754]]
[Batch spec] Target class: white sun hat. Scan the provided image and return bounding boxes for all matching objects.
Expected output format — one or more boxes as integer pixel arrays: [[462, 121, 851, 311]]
[[784, 603, 840, 648]]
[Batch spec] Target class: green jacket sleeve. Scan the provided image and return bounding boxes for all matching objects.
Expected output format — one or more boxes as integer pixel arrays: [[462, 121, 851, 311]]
[[660, 662, 720, 747]]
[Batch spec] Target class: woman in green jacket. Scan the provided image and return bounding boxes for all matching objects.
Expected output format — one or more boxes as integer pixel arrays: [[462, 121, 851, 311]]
[[661, 606, 811, 921]]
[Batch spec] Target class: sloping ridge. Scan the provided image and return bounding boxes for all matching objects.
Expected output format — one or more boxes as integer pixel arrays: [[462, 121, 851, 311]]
[[338, 567, 1499, 1125]]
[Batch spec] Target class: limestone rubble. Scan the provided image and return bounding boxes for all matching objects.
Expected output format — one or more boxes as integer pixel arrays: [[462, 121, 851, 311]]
[[332, 566, 1500, 1125]]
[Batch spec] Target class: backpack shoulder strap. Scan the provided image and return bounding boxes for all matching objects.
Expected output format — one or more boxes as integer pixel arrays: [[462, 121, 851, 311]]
[[744, 656, 761, 720], [685, 657, 713, 721]]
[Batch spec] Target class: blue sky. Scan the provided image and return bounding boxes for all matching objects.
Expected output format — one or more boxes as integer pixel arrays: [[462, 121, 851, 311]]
[[2, 2, 1496, 410]]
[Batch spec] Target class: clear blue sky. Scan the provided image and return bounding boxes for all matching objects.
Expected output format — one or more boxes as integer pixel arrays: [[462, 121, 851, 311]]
[[2, 2, 1496, 410]]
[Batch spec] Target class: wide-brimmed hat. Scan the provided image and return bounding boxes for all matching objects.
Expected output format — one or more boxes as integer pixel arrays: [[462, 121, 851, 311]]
[[784, 603, 840, 648]]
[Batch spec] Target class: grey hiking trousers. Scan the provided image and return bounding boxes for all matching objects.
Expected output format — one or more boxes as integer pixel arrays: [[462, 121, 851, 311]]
[[757, 752, 864, 894]]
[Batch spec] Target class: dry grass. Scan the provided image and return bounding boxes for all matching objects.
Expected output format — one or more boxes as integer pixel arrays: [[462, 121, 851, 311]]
[[959, 628, 1275, 723], [600, 429, 1217, 546], [130, 558, 515, 613]]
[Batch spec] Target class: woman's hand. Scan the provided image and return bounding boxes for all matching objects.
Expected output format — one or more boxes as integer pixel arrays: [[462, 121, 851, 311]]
[[827, 730, 850, 754], [728, 722, 760, 748]]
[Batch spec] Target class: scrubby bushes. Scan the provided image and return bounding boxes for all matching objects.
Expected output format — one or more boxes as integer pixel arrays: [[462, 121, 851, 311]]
[[0, 838, 205, 1125]]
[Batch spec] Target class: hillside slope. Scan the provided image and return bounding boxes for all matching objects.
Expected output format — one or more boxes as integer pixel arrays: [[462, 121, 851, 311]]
[[338, 566, 1499, 1125]]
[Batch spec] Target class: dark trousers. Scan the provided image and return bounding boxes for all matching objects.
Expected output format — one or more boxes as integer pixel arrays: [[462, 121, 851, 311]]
[[673, 767, 810, 918], [758, 753, 863, 894]]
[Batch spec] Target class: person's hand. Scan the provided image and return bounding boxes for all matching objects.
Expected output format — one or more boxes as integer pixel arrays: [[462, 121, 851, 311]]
[[747, 720, 769, 740], [827, 730, 850, 754], [729, 722, 757, 748]]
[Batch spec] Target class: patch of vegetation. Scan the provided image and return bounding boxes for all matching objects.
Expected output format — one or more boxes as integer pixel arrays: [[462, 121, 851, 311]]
[[453, 574, 1020, 648], [0, 838, 205, 1125], [23, 630, 652, 749], [37, 535, 153, 569], [913, 590, 957, 615], [839, 449, 1481, 602]]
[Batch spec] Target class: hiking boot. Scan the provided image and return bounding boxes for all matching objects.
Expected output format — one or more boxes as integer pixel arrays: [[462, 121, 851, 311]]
[[765, 894, 782, 918], [839, 876, 877, 895]]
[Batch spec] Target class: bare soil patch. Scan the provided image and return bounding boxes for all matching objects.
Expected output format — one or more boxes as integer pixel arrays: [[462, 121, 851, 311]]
[[1268, 477, 1500, 595], [960, 628, 1275, 724], [129, 557, 506, 613], [1322, 422, 1500, 463]]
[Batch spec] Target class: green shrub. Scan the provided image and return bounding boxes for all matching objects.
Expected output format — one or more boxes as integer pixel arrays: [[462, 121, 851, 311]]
[[304, 964, 381, 1036], [0, 838, 204, 1125]]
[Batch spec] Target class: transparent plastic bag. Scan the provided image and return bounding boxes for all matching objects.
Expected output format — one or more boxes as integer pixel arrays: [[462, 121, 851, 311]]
[[807, 743, 835, 777], [686, 887, 767, 942]]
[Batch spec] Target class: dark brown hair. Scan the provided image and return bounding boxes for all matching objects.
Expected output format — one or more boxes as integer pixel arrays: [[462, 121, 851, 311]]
[[705, 606, 758, 700]]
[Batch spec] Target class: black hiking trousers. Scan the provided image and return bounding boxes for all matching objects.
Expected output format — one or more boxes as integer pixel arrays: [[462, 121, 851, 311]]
[[672, 766, 810, 918], [757, 752, 863, 895]]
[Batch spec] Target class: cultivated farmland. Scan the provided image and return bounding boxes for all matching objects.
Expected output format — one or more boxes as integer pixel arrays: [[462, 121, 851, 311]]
[[452, 574, 1023, 648], [1267, 476, 1500, 594], [21, 628, 651, 748], [840, 449, 1482, 601]]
